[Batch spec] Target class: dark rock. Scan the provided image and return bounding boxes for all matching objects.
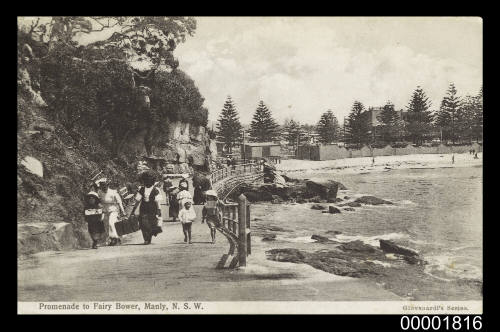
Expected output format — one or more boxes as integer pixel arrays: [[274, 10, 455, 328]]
[[379, 239, 418, 257], [343, 207, 355, 211], [282, 174, 300, 183], [305, 180, 339, 200], [328, 206, 341, 214], [339, 201, 362, 207], [265, 248, 306, 263], [261, 234, 277, 241], [243, 190, 274, 202], [339, 240, 376, 253], [327, 197, 343, 203], [355, 196, 393, 205], [325, 230, 342, 235], [297, 198, 307, 204], [344, 196, 350, 200], [403, 255, 426, 265], [309, 196, 324, 203], [311, 204, 326, 210], [328, 180, 347, 190], [311, 234, 337, 243], [271, 195, 283, 204]]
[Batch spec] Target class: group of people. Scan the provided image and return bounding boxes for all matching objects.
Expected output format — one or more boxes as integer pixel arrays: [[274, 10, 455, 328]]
[[83, 172, 221, 249], [469, 149, 479, 159]]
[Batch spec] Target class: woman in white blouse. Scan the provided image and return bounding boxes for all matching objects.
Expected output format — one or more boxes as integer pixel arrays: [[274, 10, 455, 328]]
[[96, 178, 125, 246]]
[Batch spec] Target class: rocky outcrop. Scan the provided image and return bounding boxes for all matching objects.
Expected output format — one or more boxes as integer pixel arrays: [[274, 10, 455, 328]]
[[355, 196, 393, 205], [305, 180, 339, 200], [18, 222, 82, 255], [379, 240, 418, 257], [328, 206, 341, 214], [311, 204, 327, 210], [311, 234, 337, 243], [339, 201, 362, 207]]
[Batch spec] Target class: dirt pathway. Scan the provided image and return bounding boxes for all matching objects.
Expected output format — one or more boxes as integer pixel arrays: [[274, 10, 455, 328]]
[[18, 205, 400, 301]]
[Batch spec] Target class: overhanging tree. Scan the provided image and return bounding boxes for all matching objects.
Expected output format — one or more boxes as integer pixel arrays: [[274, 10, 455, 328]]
[[405, 86, 433, 145], [216, 96, 242, 153], [316, 110, 340, 144], [249, 101, 280, 142]]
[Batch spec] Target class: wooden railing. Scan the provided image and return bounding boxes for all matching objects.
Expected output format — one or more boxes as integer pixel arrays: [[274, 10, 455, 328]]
[[209, 162, 262, 186], [215, 195, 251, 268], [208, 163, 263, 268]]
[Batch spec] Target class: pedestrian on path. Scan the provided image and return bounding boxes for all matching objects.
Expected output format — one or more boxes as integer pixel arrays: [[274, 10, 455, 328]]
[[84, 191, 105, 249], [177, 179, 193, 208], [96, 178, 125, 246], [131, 171, 163, 245], [202, 190, 219, 244], [179, 200, 196, 244]]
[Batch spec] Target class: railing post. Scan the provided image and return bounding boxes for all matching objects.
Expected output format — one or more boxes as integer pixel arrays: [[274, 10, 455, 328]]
[[237, 194, 248, 267]]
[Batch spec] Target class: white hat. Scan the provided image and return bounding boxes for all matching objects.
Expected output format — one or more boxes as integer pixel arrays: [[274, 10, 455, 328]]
[[86, 191, 99, 199], [205, 190, 218, 197], [95, 177, 108, 186]]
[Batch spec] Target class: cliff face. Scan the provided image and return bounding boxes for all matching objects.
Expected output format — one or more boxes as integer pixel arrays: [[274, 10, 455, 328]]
[[124, 120, 218, 173]]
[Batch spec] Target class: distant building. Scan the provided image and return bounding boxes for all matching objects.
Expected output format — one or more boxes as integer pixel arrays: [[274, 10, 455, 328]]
[[366, 107, 407, 127], [240, 142, 281, 160]]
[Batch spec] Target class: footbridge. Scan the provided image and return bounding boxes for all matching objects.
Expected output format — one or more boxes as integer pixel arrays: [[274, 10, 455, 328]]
[[208, 163, 264, 268]]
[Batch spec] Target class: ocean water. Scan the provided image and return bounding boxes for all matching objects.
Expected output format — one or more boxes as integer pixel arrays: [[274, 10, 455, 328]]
[[251, 166, 483, 282]]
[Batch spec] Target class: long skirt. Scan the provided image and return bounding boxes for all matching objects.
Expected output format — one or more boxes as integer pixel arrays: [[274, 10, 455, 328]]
[[169, 196, 179, 219], [103, 211, 119, 238], [87, 218, 105, 241], [139, 214, 162, 242]]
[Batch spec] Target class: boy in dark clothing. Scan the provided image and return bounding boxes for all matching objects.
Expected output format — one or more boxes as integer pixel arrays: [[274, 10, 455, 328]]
[[84, 191, 105, 249], [201, 190, 219, 244]]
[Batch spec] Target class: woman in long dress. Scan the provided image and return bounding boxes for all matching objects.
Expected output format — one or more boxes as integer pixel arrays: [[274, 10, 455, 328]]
[[96, 178, 125, 246], [131, 172, 163, 245], [164, 179, 179, 222]]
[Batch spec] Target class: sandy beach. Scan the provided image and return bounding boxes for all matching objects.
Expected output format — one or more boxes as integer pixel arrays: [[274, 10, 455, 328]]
[[276, 152, 483, 175]]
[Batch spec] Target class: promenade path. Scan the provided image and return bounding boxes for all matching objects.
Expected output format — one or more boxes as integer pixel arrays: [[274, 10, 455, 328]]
[[18, 203, 399, 301]]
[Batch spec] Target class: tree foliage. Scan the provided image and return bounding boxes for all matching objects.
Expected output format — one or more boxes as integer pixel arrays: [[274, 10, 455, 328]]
[[345, 101, 371, 147], [316, 110, 339, 144], [285, 119, 302, 146], [216, 96, 242, 153], [377, 101, 405, 143], [405, 86, 433, 145], [249, 101, 280, 142], [18, 17, 207, 157], [435, 83, 462, 143]]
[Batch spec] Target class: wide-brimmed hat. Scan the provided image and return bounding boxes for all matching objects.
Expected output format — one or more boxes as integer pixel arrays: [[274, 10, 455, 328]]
[[204, 190, 218, 198], [94, 177, 108, 186], [86, 191, 99, 199]]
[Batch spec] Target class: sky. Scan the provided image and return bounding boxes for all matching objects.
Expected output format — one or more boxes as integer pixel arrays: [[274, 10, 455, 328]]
[[174, 17, 482, 126], [18, 17, 483, 127]]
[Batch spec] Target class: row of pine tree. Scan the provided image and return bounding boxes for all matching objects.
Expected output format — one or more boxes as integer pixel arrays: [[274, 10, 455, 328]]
[[215, 84, 483, 151]]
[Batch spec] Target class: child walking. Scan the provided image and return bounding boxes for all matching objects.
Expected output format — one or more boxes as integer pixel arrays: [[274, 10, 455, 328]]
[[179, 200, 196, 244], [201, 190, 219, 244]]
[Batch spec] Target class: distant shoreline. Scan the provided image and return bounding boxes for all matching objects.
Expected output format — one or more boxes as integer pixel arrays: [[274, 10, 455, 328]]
[[276, 152, 483, 176]]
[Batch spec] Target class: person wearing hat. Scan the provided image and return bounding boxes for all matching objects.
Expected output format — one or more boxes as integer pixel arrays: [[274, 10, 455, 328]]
[[131, 171, 163, 245], [163, 176, 179, 222], [201, 190, 220, 244], [96, 178, 125, 246], [179, 200, 196, 244], [177, 178, 193, 208], [83, 191, 105, 249]]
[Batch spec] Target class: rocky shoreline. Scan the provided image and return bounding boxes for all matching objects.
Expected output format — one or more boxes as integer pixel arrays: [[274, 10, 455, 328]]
[[239, 175, 482, 300]]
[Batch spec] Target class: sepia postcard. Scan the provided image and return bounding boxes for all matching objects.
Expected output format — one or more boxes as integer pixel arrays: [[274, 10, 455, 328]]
[[17, 16, 483, 315]]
